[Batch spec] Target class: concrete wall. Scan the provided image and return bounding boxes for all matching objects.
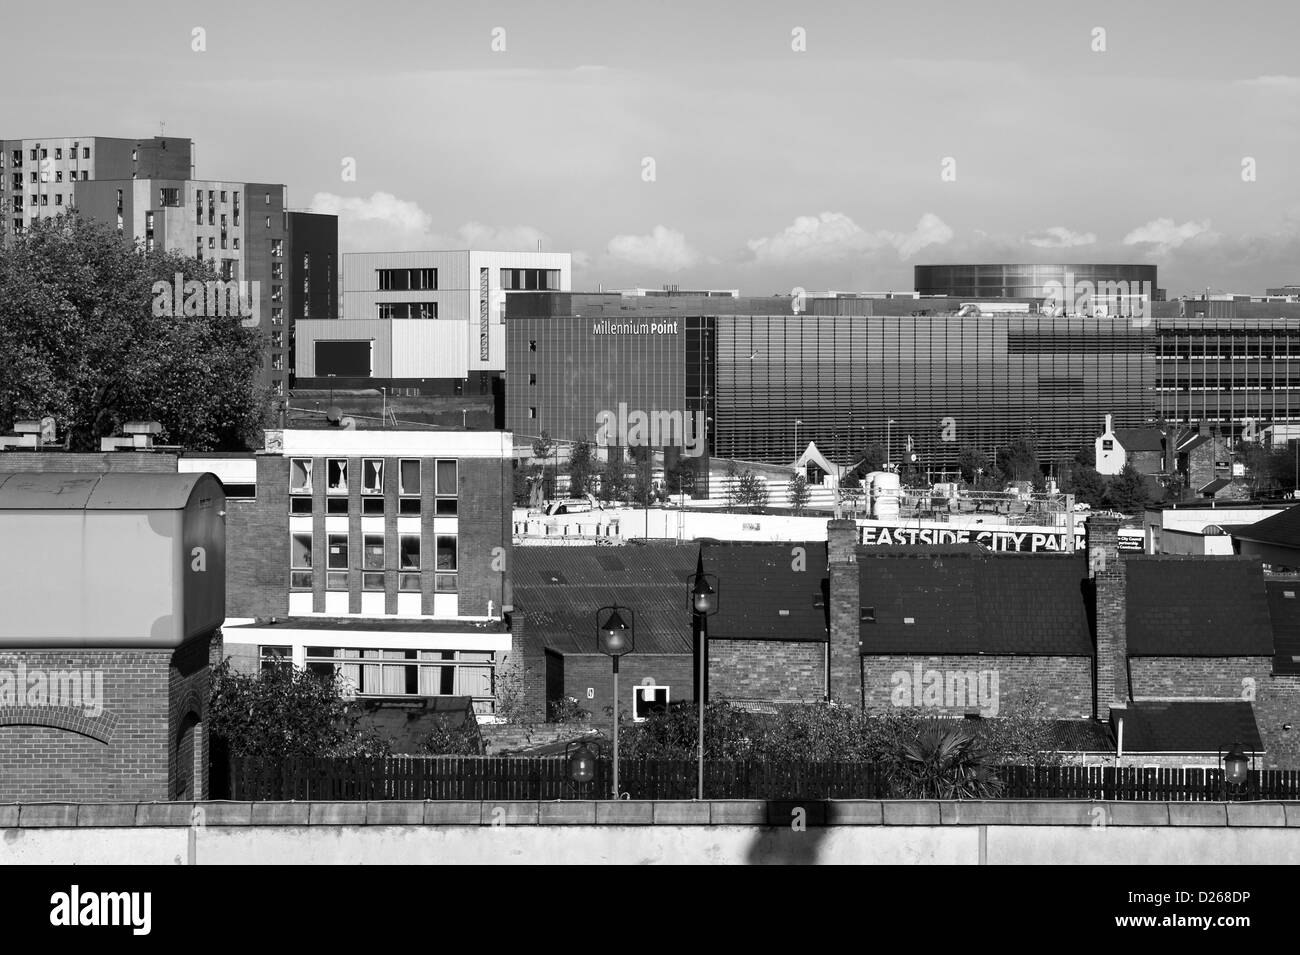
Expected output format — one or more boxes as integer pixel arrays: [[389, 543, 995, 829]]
[[2, 800, 1298, 865]]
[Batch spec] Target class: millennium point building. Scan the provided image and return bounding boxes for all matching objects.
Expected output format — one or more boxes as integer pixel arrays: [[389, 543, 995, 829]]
[[505, 292, 1300, 470], [915, 263, 1163, 309], [293, 250, 572, 397], [0, 134, 191, 241]]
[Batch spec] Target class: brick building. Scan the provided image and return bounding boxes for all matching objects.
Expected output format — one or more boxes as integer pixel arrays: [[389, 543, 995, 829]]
[[188, 427, 515, 715], [0, 471, 225, 801]]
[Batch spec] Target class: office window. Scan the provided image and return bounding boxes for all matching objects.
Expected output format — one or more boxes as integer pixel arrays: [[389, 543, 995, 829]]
[[398, 534, 420, 591], [82, 147, 90, 159], [233, 237, 240, 250], [266, 215, 272, 229], [290, 496, 312, 514], [499, 268, 561, 291], [324, 493, 345, 511], [41, 149, 48, 159], [435, 459, 458, 515], [528, 340, 537, 352], [28, 172, 36, 184], [327, 458, 347, 493], [159, 187, 179, 206], [362, 497, 384, 515], [377, 302, 437, 319], [363, 534, 385, 591], [208, 237, 215, 249], [40, 194, 48, 206], [398, 459, 420, 495], [377, 268, 436, 291], [80, 170, 88, 181], [221, 190, 228, 202], [55, 194, 62, 206], [271, 306, 282, 323], [271, 331, 284, 349], [55, 171, 63, 183], [435, 536, 457, 592], [272, 262, 284, 280], [362, 459, 383, 494], [529, 373, 536, 385], [528, 407, 537, 419], [264, 191, 271, 204], [290, 458, 312, 493], [54, 148, 62, 160], [291, 531, 313, 589], [129, 149, 135, 161]]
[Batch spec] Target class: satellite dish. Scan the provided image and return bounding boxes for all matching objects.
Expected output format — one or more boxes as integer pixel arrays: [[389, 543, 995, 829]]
[[325, 406, 343, 425]]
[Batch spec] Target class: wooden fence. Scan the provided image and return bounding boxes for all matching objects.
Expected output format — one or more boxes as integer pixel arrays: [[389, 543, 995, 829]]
[[224, 758, 1300, 802]]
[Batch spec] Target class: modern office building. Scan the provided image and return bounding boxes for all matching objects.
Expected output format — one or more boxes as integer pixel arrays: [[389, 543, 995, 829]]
[[0, 134, 191, 241], [915, 263, 1163, 310], [75, 180, 337, 395], [293, 250, 571, 396], [180, 426, 515, 714], [505, 292, 1300, 470]]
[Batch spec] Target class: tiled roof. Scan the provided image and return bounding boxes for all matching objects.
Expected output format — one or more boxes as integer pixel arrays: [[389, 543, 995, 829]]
[[1198, 478, 1232, 495], [1114, 428, 1165, 452], [857, 549, 1093, 655], [701, 542, 829, 642], [1044, 720, 1115, 753], [1125, 556, 1274, 656], [1265, 580, 1300, 675], [1118, 701, 1262, 753], [513, 544, 699, 655], [1231, 503, 1300, 548]]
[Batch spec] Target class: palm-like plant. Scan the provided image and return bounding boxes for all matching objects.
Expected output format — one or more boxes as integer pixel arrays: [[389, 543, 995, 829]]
[[888, 723, 1005, 799]]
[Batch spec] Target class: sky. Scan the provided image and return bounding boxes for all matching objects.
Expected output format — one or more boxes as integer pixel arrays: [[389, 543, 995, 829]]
[[7, 0, 1300, 296]]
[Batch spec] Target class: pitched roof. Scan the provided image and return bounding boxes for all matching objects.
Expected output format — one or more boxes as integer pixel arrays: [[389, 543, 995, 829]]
[[1265, 580, 1300, 675], [789, 441, 845, 478], [1125, 556, 1274, 656], [1117, 701, 1262, 753], [1113, 428, 1165, 452], [701, 541, 829, 642], [512, 544, 699, 655], [1231, 504, 1300, 548], [1044, 720, 1115, 753], [1198, 478, 1232, 495], [857, 549, 1093, 655]]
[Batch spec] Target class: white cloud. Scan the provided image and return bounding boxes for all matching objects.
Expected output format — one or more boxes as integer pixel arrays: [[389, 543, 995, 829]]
[[745, 212, 953, 265], [1024, 226, 1097, 249], [605, 225, 700, 273], [309, 192, 555, 255], [1122, 218, 1215, 255], [1238, 75, 1300, 92]]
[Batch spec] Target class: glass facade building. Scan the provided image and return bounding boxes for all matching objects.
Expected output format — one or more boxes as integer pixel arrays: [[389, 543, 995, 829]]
[[915, 263, 1160, 303], [505, 294, 1300, 471]]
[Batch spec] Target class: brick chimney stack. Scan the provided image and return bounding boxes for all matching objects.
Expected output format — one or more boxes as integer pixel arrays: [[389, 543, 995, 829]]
[[827, 519, 861, 705], [1088, 514, 1128, 719]]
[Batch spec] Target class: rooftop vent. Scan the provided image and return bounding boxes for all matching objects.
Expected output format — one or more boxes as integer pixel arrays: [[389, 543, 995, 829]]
[[100, 421, 165, 452]]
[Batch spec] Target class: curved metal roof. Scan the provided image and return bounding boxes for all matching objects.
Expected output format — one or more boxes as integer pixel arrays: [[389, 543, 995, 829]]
[[0, 471, 222, 510]]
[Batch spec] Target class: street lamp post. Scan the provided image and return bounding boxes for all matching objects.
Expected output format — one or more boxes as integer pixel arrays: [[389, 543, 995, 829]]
[[689, 558, 719, 800], [1218, 741, 1252, 801], [596, 605, 634, 800]]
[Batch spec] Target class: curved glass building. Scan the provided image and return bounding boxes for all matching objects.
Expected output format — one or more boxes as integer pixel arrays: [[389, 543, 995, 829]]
[[915, 264, 1159, 303]]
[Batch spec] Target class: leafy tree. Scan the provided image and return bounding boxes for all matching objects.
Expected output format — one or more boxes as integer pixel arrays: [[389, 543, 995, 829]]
[[855, 442, 887, 474], [0, 212, 267, 450], [840, 469, 861, 489], [723, 460, 742, 511], [568, 438, 594, 496], [531, 430, 555, 498], [786, 473, 810, 513], [1105, 463, 1150, 513], [664, 454, 699, 495], [737, 469, 769, 513], [631, 462, 656, 507], [599, 449, 628, 503], [1238, 442, 1294, 496], [1068, 465, 1107, 507], [1074, 443, 1096, 468], [207, 658, 390, 761], [996, 435, 1041, 483], [956, 446, 989, 484], [511, 460, 531, 506]]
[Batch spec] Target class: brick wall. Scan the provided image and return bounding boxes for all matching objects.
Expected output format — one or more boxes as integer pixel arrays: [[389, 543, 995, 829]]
[[0, 452, 178, 474], [560, 653, 693, 722], [827, 519, 861, 705], [862, 655, 1093, 719], [710, 640, 826, 702], [456, 456, 511, 617], [1089, 516, 1125, 719], [506, 614, 547, 722], [0, 636, 213, 802], [1130, 657, 1300, 769], [225, 454, 289, 619]]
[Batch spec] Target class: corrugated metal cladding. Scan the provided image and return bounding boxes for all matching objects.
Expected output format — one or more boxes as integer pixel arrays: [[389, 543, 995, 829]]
[[391, 321, 467, 378], [296, 320, 392, 376]]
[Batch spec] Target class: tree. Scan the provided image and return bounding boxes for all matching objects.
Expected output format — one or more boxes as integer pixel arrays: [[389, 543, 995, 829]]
[[0, 212, 267, 450], [956, 446, 989, 484], [737, 469, 769, 513], [599, 449, 628, 503], [1105, 463, 1150, 513], [996, 435, 1041, 484], [1068, 465, 1107, 507], [631, 462, 656, 506], [886, 723, 1004, 799], [531, 430, 555, 498], [855, 442, 887, 474], [787, 473, 810, 513], [664, 454, 699, 496], [724, 460, 742, 512], [207, 658, 390, 761], [1074, 443, 1096, 468], [568, 438, 594, 497]]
